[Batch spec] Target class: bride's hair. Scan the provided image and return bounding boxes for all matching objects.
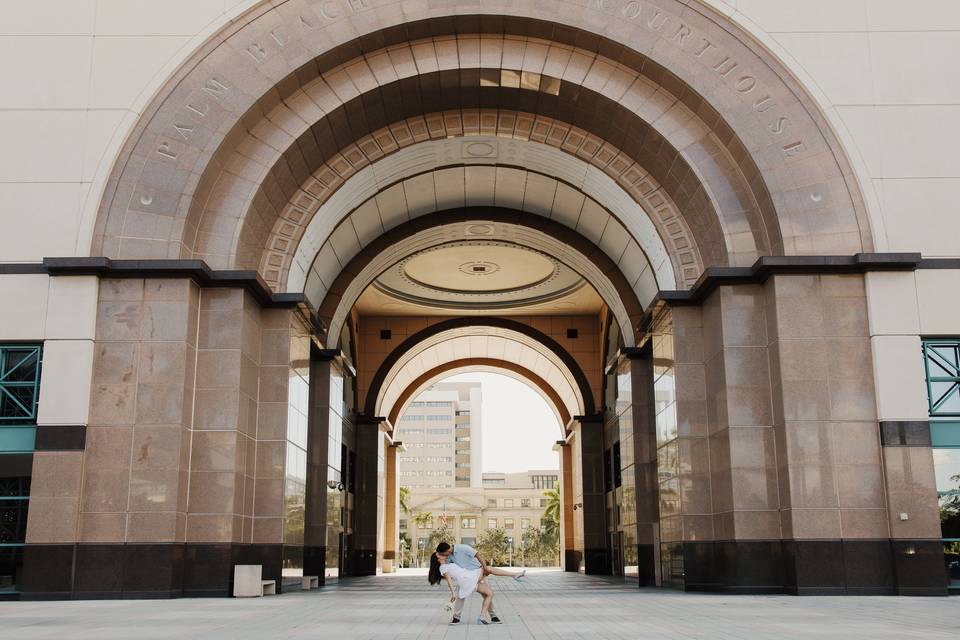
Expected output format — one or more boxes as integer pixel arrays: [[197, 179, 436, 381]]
[[428, 552, 442, 585]]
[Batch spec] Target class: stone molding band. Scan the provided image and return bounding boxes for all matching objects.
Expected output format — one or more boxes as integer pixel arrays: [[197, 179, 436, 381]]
[[638, 253, 960, 330], [34, 426, 86, 451], [0, 257, 305, 309], [879, 421, 932, 447]]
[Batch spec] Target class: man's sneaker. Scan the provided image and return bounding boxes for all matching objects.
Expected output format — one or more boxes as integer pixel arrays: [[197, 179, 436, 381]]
[[476, 617, 489, 625], [450, 617, 460, 625], [490, 616, 502, 624]]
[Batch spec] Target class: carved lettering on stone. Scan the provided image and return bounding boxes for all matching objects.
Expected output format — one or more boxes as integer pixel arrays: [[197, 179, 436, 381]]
[[590, 0, 809, 160], [173, 124, 194, 141], [157, 141, 178, 160], [318, 1, 339, 20], [270, 29, 290, 47], [186, 103, 209, 119], [247, 42, 268, 63], [202, 77, 230, 98], [782, 141, 806, 158]]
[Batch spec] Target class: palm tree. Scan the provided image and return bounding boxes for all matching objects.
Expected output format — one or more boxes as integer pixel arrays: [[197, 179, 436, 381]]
[[542, 486, 560, 537], [399, 486, 411, 515]]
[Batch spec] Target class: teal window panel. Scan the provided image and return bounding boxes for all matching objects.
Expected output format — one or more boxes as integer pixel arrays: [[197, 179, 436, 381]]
[[932, 422, 960, 448], [923, 341, 960, 417], [0, 345, 42, 425], [0, 426, 35, 453]]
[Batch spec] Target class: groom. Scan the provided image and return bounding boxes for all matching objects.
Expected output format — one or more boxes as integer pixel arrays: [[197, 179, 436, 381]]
[[435, 541, 501, 624]]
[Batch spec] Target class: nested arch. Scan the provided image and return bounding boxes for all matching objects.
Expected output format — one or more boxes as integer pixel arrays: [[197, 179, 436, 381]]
[[311, 207, 648, 349], [93, 2, 872, 286], [386, 359, 574, 430], [365, 317, 597, 420]]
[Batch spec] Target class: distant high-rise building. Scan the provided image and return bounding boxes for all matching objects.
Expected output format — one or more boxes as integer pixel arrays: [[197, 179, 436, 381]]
[[395, 381, 482, 489]]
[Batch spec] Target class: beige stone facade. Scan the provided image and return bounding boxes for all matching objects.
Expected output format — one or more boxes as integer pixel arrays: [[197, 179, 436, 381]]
[[402, 471, 559, 566], [1, 0, 958, 600]]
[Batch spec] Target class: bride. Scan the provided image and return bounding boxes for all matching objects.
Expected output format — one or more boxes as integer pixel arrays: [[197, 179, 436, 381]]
[[428, 551, 498, 625]]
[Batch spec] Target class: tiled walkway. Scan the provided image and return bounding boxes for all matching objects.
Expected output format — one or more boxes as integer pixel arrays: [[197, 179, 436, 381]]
[[1, 570, 957, 639]]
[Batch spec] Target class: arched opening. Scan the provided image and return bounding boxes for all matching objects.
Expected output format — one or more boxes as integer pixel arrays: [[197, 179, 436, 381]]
[[391, 370, 565, 572]]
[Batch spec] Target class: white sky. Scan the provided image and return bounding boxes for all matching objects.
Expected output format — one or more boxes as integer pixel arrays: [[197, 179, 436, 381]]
[[443, 372, 561, 473]]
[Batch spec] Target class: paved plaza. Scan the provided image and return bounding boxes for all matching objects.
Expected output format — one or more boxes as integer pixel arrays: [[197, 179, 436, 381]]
[[1, 571, 956, 640]]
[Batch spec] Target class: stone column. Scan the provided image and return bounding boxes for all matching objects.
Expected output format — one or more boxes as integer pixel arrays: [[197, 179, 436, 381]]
[[647, 305, 711, 589], [23, 278, 201, 599], [352, 414, 383, 575], [866, 271, 947, 595], [185, 288, 261, 594], [766, 274, 898, 594], [304, 351, 334, 583], [574, 414, 608, 574], [559, 440, 578, 571], [21, 275, 98, 598], [382, 441, 399, 573], [626, 345, 660, 586], [700, 285, 779, 592]]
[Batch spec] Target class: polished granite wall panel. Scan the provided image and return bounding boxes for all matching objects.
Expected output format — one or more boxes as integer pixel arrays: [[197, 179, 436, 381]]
[[765, 274, 887, 542], [703, 285, 779, 541], [188, 288, 253, 546], [78, 279, 198, 548]]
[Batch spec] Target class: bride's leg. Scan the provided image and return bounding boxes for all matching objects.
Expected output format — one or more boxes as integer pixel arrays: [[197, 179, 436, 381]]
[[484, 566, 525, 578], [476, 582, 493, 619]]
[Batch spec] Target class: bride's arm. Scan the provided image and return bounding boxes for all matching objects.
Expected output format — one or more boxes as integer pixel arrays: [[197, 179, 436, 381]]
[[443, 574, 457, 601]]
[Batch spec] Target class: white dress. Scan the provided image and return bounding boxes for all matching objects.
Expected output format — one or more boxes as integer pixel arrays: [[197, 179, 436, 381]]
[[439, 562, 483, 599]]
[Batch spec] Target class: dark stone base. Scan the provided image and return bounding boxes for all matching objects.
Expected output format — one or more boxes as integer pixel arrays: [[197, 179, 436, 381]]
[[637, 544, 656, 586], [346, 549, 378, 576], [674, 539, 946, 596], [564, 549, 582, 572], [19, 543, 296, 600], [303, 545, 326, 587], [584, 548, 610, 575]]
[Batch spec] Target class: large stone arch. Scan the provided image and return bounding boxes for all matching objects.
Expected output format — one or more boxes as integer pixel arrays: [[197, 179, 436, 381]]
[[92, 1, 872, 285], [284, 134, 685, 297], [364, 316, 597, 418]]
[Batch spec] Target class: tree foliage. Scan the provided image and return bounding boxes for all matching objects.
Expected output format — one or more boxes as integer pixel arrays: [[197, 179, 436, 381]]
[[428, 519, 456, 553], [542, 486, 560, 539], [399, 486, 411, 515], [476, 527, 511, 566]]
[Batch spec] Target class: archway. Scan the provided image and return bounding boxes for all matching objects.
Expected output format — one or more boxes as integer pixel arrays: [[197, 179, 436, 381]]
[[24, 0, 934, 602]]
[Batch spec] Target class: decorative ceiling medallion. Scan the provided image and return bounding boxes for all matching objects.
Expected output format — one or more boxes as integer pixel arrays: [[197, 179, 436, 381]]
[[463, 141, 497, 158], [458, 261, 500, 277], [373, 240, 587, 311], [465, 224, 494, 236]]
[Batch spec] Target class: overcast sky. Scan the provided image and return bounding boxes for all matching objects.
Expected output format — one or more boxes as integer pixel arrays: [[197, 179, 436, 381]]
[[443, 372, 561, 473]]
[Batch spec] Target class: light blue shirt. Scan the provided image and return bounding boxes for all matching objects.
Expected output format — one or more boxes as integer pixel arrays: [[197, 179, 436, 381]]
[[450, 544, 482, 570]]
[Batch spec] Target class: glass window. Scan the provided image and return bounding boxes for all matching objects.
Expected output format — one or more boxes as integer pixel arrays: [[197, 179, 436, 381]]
[[504, 499, 513, 508], [924, 342, 960, 416], [924, 339, 960, 588], [486, 498, 497, 507], [540, 498, 548, 508], [504, 518, 514, 529], [461, 517, 476, 529], [0, 473, 29, 593], [521, 518, 530, 529], [520, 498, 530, 508], [0, 346, 42, 425], [487, 518, 497, 529]]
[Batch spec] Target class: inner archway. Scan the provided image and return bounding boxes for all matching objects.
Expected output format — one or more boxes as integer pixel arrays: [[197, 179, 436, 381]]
[[393, 370, 565, 571]]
